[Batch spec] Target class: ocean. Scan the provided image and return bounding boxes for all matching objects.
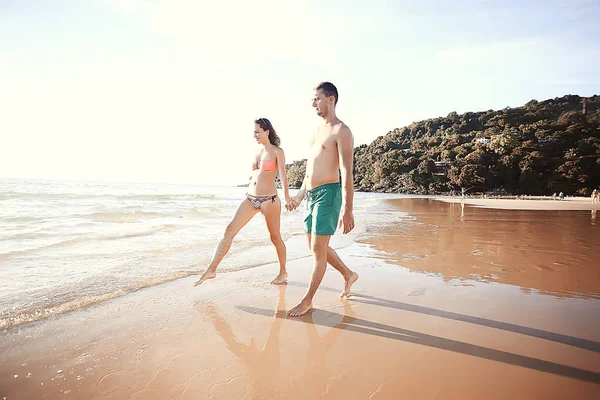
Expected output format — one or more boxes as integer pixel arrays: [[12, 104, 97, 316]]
[[0, 179, 399, 330]]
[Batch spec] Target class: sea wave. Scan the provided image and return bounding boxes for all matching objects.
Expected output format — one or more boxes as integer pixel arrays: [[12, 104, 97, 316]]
[[0, 271, 194, 331], [0, 243, 323, 332], [1, 215, 43, 223], [83, 207, 224, 223], [0, 190, 219, 202], [86, 211, 166, 223], [0, 224, 177, 260]]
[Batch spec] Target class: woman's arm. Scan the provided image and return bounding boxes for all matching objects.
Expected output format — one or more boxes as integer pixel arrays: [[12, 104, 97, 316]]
[[276, 147, 293, 205]]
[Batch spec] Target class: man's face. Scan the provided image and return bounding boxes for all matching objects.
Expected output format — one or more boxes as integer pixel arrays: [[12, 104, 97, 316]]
[[312, 89, 329, 117]]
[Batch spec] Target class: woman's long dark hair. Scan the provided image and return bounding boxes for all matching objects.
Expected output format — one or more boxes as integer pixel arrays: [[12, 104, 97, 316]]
[[255, 118, 280, 147]]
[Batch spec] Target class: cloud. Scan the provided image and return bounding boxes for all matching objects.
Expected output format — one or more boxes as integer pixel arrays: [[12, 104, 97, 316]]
[[129, 0, 339, 68], [538, 79, 596, 86], [438, 37, 545, 63], [437, 36, 600, 87], [100, 0, 153, 14]]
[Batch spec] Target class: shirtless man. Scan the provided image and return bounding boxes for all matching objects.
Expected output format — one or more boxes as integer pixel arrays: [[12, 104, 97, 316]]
[[286, 82, 359, 317]]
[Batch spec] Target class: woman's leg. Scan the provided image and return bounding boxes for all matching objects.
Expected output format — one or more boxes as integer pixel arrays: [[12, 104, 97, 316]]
[[195, 198, 259, 285], [261, 197, 288, 284]]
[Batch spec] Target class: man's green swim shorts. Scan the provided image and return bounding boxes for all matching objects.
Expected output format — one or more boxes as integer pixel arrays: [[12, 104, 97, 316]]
[[303, 182, 342, 236]]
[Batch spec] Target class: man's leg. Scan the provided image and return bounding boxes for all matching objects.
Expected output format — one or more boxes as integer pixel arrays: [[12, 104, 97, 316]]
[[288, 234, 331, 317], [327, 247, 359, 298], [305, 231, 359, 297]]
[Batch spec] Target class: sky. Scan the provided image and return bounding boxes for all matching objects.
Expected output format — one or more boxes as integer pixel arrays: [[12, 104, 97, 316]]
[[1, 0, 599, 186]]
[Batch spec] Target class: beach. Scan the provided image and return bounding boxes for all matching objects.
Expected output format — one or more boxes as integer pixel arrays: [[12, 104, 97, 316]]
[[1, 194, 599, 399], [0, 180, 384, 331], [436, 195, 600, 211]]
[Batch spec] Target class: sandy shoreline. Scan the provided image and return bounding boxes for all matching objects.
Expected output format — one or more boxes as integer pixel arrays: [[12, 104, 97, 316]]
[[1, 198, 599, 399], [436, 195, 600, 210]]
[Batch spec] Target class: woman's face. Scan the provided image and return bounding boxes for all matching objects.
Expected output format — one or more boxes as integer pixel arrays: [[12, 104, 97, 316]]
[[254, 123, 269, 143]]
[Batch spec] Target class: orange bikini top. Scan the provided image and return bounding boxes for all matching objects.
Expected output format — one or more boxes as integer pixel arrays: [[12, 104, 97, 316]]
[[252, 159, 278, 171]]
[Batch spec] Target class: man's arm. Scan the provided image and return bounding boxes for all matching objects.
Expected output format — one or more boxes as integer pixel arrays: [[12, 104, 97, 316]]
[[296, 175, 307, 199], [337, 125, 355, 234], [288, 176, 307, 211]]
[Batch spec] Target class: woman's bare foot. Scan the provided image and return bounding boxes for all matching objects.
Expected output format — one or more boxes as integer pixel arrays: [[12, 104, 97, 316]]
[[287, 299, 313, 317], [194, 269, 216, 286], [340, 272, 359, 298], [271, 272, 288, 285]]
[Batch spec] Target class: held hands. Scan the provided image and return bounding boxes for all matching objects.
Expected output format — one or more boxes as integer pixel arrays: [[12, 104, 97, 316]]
[[285, 194, 302, 211], [284, 195, 297, 211]]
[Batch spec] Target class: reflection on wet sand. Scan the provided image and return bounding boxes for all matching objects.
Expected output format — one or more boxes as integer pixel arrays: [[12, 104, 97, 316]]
[[205, 285, 287, 399], [297, 301, 357, 400], [362, 198, 600, 299], [207, 285, 357, 399]]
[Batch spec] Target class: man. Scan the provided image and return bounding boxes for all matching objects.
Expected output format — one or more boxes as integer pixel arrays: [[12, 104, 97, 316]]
[[286, 82, 359, 317]]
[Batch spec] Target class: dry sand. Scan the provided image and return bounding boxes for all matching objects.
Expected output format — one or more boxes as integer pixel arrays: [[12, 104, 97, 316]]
[[1, 198, 599, 399], [437, 195, 600, 210]]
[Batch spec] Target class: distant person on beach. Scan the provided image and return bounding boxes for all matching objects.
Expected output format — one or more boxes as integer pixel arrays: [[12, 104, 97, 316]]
[[285, 82, 359, 317], [195, 118, 296, 286], [559, 192, 565, 200], [592, 189, 598, 203]]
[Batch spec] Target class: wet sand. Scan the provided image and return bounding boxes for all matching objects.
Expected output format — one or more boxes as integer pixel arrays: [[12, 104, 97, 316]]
[[1, 198, 599, 399], [367, 198, 600, 299]]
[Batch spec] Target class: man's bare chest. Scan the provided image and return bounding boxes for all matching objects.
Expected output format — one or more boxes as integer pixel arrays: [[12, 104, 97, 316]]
[[310, 135, 336, 157]]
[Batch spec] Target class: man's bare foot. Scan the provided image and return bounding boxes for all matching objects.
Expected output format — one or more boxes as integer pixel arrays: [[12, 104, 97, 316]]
[[194, 269, 216, 286], [271, 272, 288, 285], [341, 272, 359, 298], [287, 300, 313, 317]]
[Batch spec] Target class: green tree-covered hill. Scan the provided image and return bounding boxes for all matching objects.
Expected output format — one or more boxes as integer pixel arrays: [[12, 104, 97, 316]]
[[286, 94, 600, 196]]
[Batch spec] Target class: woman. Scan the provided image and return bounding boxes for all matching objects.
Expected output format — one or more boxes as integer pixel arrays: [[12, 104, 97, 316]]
[[195, 118, 296, 286]]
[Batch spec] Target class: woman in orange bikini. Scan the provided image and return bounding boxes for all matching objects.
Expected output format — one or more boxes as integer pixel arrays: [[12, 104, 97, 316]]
[[195, 118, 296, 286]]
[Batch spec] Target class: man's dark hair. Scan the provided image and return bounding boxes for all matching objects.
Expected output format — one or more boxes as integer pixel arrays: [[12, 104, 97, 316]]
[[315, 82, 338, 105]]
